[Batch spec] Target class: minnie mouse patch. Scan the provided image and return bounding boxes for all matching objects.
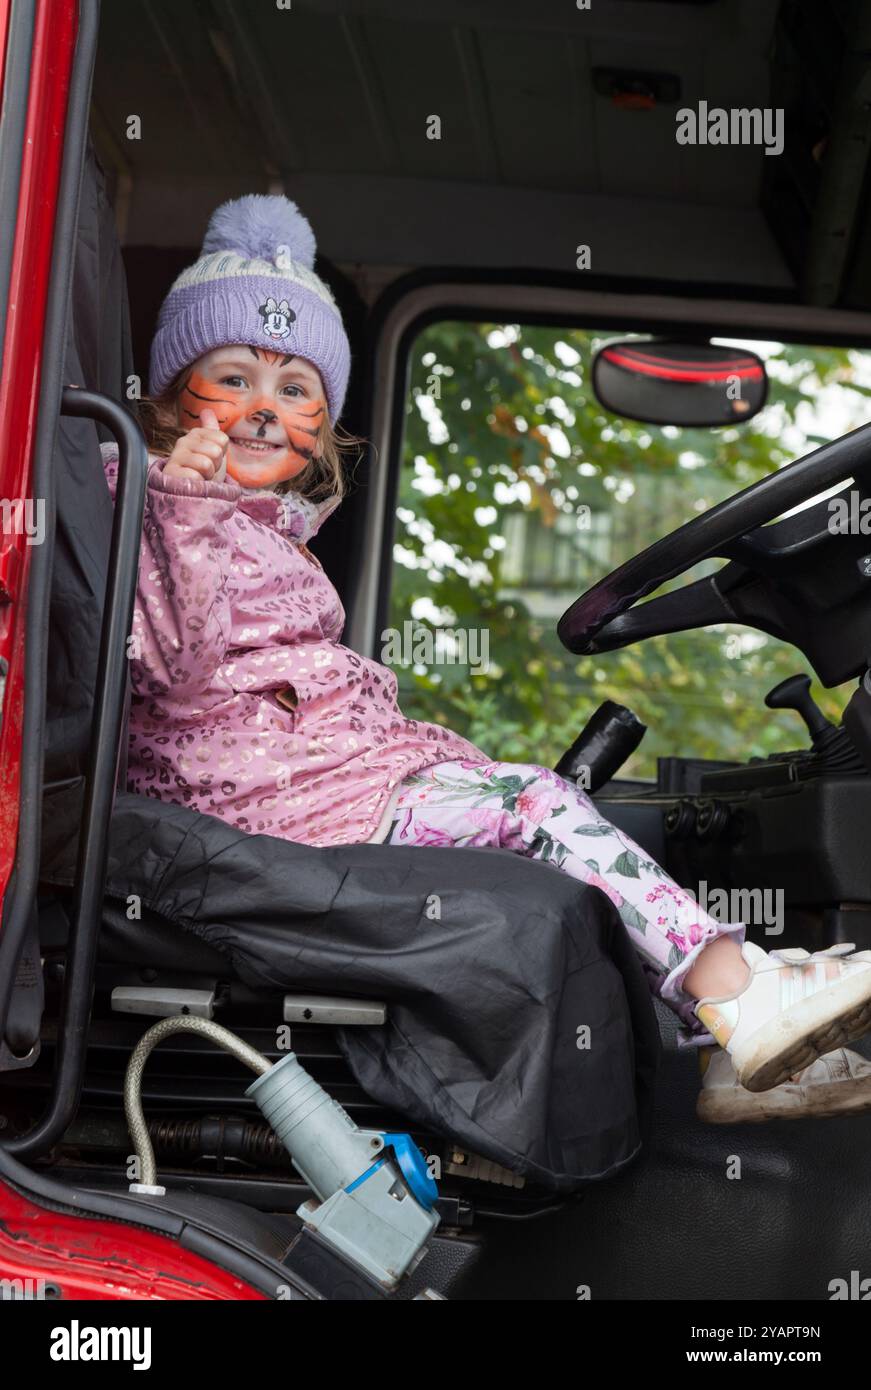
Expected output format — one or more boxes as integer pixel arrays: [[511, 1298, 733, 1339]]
[[258, 296, 296, 340]]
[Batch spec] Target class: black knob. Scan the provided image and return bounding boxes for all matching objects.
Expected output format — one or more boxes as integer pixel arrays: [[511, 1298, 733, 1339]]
[[553, 700, 647, 791], [695, 799, 730, 840], [664, 799, 696, 839], [764, 674, 833, 743]]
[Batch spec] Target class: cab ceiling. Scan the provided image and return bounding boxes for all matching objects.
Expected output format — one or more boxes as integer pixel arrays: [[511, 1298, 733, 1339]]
[[90, 0, 871, 307]]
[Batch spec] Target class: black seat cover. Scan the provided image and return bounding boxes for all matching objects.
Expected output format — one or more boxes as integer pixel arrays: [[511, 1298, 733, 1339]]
[[41, 786, 660, 1192], [39, 140, 661, 1193]]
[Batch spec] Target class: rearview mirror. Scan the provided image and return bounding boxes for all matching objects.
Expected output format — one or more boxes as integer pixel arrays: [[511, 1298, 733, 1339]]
[[591, 338, 768, 427]]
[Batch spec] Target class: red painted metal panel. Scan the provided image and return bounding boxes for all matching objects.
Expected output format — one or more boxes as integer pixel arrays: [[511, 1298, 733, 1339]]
[[0, 1180, 267, 1300], [0, 0, 76, 899]]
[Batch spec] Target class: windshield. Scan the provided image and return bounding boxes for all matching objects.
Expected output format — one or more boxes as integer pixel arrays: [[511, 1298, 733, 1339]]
[[383, 322, 871, 778]]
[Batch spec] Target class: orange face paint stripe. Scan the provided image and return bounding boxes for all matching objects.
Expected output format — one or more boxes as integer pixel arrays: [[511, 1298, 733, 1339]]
[[251, 347, 297, 368], [286, 427, 318, 453], [178, 370, 245, 431]]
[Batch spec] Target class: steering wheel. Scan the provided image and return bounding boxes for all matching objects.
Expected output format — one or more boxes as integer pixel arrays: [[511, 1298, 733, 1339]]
[[557, 422, 871, 688]]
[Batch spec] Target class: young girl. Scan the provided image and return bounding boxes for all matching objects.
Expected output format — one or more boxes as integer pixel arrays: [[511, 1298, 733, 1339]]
[[103, 195, 871, 1123]]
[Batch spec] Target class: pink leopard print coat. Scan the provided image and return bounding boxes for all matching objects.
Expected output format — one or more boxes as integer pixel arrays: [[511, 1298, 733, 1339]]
[[102, 445, 483, 847]]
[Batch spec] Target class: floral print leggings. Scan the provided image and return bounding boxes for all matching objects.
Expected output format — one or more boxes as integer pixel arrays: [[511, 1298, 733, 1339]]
[[387, 758, 745, 1046]]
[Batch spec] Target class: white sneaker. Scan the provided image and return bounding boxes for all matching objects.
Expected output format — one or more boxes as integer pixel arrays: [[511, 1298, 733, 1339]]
[[697, 1045, 871, 1123], [694, 941, 871, 1092]]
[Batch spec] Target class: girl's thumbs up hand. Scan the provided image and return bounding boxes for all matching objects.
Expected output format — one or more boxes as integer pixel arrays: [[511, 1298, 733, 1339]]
[[199, 408, 229, 482], [163, 407, 230, 484]]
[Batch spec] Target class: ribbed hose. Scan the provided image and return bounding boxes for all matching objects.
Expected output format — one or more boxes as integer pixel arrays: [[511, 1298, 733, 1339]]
[[123, 1016, 272, 1188]]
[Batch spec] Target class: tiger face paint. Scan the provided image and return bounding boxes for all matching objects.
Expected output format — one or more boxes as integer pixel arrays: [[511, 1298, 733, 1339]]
[[176, 348, 326, 489], [225, 393, 325, 488]]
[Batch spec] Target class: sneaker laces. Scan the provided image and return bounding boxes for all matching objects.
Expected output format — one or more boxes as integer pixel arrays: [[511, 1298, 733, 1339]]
[[768, 943, 871, 966]]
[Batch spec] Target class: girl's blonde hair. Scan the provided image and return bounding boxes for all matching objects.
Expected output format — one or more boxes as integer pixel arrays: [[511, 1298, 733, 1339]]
[[138, 367, 362, 504]]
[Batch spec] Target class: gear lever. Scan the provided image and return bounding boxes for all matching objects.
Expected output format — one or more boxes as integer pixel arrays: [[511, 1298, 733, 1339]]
[[764, 673, 835, 749], [765, 673, 865, 772]]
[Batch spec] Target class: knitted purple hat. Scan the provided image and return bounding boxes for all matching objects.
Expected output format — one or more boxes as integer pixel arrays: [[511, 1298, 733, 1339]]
[[148, 195, 351, 422]]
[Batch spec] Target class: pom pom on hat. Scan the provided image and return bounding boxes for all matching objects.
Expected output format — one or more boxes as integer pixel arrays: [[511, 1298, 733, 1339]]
[[201, 194, 317, 270]]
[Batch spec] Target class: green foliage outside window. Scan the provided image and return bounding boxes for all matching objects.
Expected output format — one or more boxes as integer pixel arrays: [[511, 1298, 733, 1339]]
[[385, 322, 870, 778]]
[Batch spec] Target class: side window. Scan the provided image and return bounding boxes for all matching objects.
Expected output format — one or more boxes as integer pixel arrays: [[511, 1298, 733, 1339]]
[[383, 322, 868, 776]]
